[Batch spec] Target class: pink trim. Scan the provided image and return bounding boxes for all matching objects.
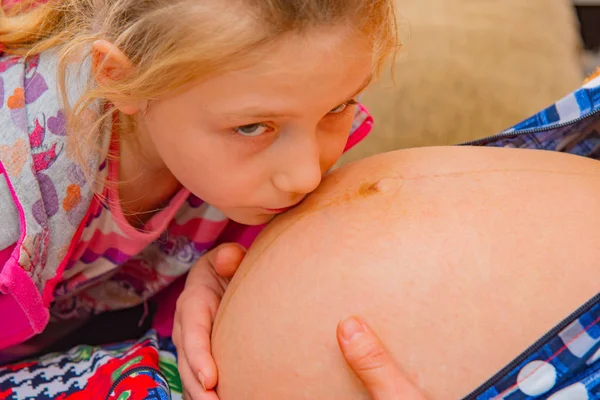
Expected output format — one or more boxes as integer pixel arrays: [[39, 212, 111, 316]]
[[0, 162, 49, 350], [106, 134, 190, 241], [0, 259, 49, 349], [344, 104, 374, 152], [41, 195, 98, 306], [75, 226, 152, 259]]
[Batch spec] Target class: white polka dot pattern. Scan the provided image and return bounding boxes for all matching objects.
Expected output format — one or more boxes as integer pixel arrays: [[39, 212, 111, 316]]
[[516, 360, 557, 396], [547, 382, 589, 400]]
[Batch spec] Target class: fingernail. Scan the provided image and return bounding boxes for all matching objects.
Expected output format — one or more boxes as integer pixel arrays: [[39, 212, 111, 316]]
[[235, 243, 247, 253], [340, 316, 365, 342], [198, 371, 206, 391]]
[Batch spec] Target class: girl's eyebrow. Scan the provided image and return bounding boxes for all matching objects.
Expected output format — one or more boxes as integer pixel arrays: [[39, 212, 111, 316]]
[[223, 73, 373, 120], [223, 109, 290, 120], [348, 73, 373, 100]]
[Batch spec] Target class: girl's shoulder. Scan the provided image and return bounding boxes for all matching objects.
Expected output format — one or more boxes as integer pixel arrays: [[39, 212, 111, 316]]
[[0, 49, 106, 349], [0, 49, 101, 243]]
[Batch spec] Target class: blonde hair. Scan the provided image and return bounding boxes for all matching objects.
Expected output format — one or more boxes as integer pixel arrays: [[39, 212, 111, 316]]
[[0, 0, 398, 164]]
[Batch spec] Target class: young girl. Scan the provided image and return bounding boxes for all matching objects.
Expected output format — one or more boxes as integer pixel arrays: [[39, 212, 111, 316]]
[[0, 0, 398, 398]]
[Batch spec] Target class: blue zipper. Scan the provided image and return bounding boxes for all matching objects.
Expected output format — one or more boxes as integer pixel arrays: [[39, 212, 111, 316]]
[[105, 365, 171, 400], [459, 106, 600, 146]]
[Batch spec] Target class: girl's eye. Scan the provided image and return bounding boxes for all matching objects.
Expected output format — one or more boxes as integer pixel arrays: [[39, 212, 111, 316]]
[[234, 123, 270, 137], [329, 99, 357, 115]]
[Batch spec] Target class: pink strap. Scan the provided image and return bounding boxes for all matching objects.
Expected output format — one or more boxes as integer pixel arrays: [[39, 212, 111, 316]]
[[0, 263, 49, 349], [0, 162, 49, 349]]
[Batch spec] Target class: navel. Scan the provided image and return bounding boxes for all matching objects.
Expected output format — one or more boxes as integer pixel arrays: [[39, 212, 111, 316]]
[[357, 176, 402, 197]]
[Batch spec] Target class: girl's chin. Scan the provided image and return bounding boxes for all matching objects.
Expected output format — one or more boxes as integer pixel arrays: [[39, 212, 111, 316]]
[[222, 209, 277, 226]]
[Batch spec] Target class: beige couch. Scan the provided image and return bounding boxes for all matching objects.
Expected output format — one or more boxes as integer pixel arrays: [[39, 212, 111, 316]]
[[341, 0, 584, 164]]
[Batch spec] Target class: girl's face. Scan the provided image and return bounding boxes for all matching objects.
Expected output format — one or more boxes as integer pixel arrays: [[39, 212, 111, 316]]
[[140, 27, 374, 225]]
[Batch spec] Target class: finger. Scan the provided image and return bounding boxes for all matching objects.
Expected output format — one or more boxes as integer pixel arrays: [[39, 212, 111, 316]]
[[172, 307, 185, 347], [178, 350, 220, 400], [337, 316, 426, 400], [180, 297, 219, 390], [175, 319, 217, 400], [210, 243, 246, 279]]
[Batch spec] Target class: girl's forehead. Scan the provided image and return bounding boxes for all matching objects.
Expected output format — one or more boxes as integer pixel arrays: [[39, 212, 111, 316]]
[[199, 54, 372, 117], [154, 28, 374, 117], [202, 30, 373, 93]]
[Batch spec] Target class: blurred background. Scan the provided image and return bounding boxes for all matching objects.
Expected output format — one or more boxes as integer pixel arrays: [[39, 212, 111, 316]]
[[340, 0, 600, 164]]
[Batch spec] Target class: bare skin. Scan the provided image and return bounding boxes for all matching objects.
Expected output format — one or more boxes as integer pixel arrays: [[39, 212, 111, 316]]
[[212, 145, 600, 399], [338, 316, 428, 400]]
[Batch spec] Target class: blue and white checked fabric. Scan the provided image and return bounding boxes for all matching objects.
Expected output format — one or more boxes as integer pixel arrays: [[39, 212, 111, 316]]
[[464, 75, 600, 400], [502, 75, 600, 134]]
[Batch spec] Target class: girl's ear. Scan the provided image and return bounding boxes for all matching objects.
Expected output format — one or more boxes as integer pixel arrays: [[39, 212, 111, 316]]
[[92, 39, 144, 115]]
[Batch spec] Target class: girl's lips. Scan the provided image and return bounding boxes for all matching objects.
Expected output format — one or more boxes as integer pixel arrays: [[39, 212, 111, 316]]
[[264, 205, 295, 214]]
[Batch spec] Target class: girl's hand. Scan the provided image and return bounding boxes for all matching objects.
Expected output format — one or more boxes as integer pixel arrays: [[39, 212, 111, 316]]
[[337, 316, 429, 400], [172, 243, 246, 400]]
